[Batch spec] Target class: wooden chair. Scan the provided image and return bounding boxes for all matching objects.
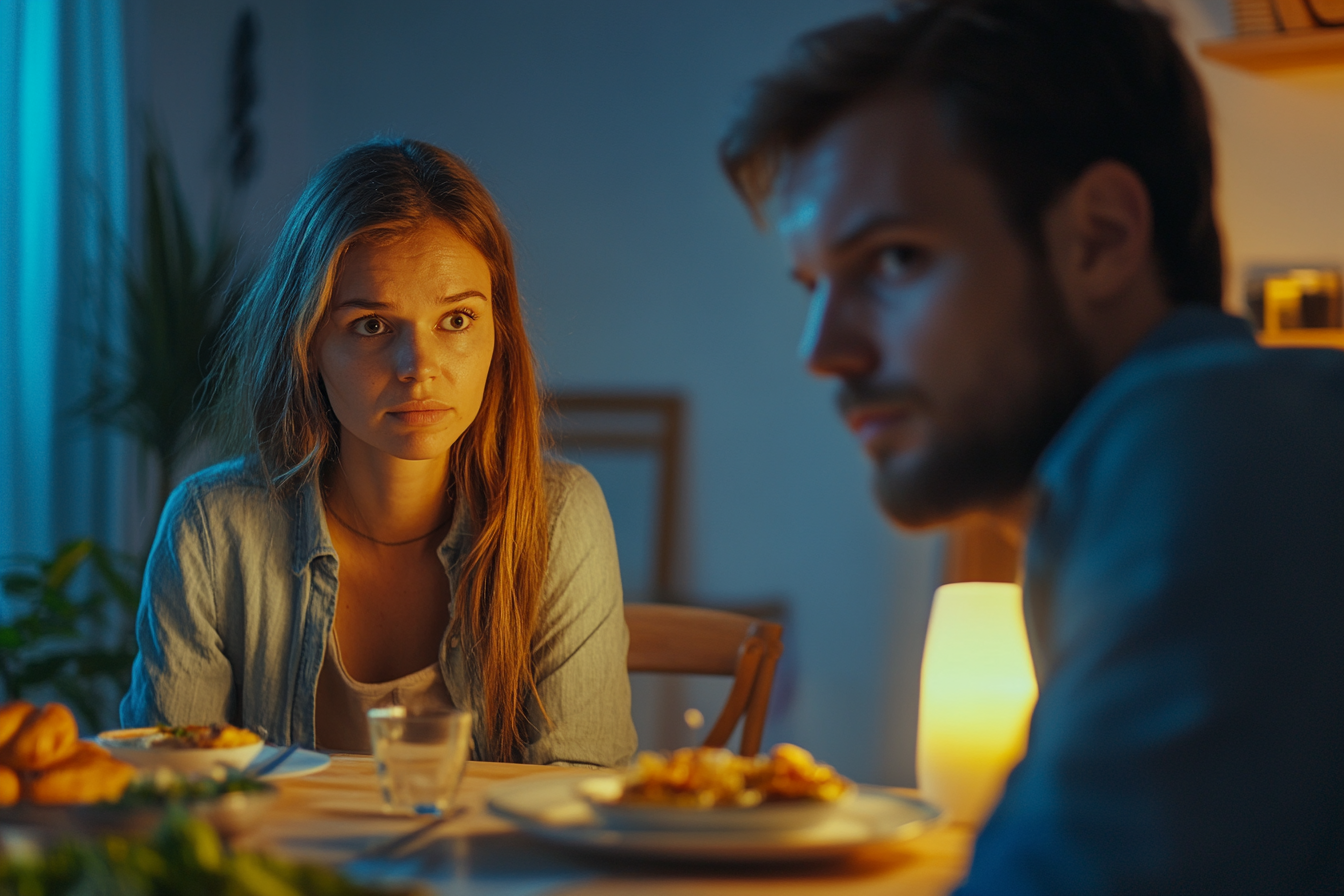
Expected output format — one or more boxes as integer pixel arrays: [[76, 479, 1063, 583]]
[[545, 393, 684, 600], [625, 604, 783, 757]]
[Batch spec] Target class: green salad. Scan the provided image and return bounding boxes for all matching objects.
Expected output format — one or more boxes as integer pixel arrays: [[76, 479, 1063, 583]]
[[0, 808, 419, 896], [113, 768, 272, 809]]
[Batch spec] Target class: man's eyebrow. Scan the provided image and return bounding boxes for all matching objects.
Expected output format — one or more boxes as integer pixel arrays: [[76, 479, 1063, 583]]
[[831, 214, 917, 256]]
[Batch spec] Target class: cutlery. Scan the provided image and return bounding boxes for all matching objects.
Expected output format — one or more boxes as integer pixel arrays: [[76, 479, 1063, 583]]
[[248, 744, 298, 779], [348, 807, 465, 864]]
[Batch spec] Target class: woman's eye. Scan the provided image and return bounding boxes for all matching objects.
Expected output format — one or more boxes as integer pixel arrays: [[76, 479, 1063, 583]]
[[443, 312, 473, 331], [352, 317, 387, 336]]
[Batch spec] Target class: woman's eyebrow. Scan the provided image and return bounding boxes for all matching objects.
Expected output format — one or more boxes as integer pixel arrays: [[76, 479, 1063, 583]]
[[331, 297, 388, 310], [331, 289, 489, 311], [439, 290, 488, 304]]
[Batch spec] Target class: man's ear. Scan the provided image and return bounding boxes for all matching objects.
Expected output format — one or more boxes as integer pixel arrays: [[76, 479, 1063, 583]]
[[1043, 160, 1154, 314]]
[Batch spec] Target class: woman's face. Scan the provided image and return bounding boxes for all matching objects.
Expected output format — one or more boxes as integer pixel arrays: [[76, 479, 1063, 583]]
[[314, 219, 496, 463]]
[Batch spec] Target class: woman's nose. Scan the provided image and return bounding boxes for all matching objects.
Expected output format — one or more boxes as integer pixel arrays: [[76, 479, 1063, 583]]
[[800, 280, 880, 379], [395, 326, 437, 382]]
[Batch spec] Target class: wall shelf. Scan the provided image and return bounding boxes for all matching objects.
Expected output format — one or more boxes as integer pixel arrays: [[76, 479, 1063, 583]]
[[1200, 29, 1344, 72], [1258, 328, 1344, 349]]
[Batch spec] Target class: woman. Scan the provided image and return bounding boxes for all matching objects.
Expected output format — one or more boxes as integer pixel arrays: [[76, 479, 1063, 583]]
[[121, 138, 636, 766]]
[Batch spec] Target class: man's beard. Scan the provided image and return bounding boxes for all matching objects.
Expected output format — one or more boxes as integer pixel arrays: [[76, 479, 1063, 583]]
[[848, 273, 1094, 529]]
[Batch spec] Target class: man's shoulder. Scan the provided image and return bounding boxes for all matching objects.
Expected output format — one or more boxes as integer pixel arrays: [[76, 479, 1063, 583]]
[[1042, 326, 1344, 489]]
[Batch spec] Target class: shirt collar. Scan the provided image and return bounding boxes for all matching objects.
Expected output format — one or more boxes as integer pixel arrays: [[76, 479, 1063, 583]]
[[1034, 305, 1255, 489], [290, 472, 477, 575]]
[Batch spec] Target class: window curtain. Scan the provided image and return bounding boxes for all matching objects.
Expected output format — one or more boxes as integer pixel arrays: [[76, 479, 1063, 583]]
[[0, 0, 130, 559]]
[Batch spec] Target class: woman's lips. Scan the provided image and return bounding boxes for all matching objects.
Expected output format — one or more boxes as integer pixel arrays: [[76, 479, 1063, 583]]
[[388, 409, 449, 426], [386, 402, 451, 426]]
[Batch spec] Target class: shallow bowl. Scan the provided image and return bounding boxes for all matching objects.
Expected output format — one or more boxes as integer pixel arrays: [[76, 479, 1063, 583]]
[[96, 728, 264, 776]]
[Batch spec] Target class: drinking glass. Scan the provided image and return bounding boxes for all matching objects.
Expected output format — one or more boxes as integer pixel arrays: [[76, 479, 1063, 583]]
[[367, 707, 472, 815]]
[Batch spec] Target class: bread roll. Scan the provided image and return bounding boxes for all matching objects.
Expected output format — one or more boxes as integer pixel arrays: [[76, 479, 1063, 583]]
[[0, 700, 35, 751], [26, 742, 134, 805], [0, 764, 19, 807], [0, 702, 79, 771]]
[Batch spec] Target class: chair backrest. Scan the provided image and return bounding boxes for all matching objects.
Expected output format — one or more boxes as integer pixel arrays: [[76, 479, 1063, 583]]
[[624, 603, 783, 757], [545, 392, 684, 600]]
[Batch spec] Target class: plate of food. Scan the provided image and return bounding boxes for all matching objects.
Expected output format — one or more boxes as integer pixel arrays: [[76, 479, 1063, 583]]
[[96, 724, 265, 775], [488, 744, 940, 862], [579, 743, 856, 832], [0, 700, 303, 841]]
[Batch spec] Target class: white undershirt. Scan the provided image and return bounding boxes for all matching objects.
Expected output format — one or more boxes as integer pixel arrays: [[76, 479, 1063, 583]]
[[313, 627, 455, 753]]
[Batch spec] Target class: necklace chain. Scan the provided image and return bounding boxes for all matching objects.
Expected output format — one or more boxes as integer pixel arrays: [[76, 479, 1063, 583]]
[[324, 500, 452, 547]]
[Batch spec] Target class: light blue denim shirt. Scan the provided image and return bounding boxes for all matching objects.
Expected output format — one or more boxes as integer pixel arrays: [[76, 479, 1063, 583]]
[[121, 457, 637, 767]]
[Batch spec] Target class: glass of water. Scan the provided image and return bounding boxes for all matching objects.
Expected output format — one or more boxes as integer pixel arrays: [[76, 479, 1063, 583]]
[[367, 707, 472, 815]]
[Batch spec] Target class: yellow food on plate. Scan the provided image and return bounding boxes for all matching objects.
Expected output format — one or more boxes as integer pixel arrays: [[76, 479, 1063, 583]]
[[615, 744, 852, 808], [0, 700, 35, 750], [26, 741, 135, 805], [152, 723, 262, 749], [0, 702, 80, 771], [0, 764, 19, 807]]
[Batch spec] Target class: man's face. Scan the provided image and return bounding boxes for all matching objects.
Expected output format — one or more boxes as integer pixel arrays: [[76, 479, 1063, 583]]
[[778, 89, 1092, 528]]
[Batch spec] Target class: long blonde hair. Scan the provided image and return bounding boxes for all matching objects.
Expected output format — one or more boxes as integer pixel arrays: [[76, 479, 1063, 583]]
[[215, 138, 549, 759]]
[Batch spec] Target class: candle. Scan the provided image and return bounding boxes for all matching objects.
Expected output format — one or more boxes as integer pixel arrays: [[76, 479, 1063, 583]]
[[917, 582, 1038, 826]]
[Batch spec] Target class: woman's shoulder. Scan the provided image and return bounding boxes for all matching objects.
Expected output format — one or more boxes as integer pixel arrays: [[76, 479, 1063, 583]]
[[540, 458, 616, 539], [161, 457, 293, 531], [170, 457, 270, 504], [541, 458, 605, 515]]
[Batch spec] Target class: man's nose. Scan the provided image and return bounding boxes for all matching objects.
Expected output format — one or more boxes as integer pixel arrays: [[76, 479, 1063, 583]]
[[395, 326, 437, 381], [799, 281, 879, 379]]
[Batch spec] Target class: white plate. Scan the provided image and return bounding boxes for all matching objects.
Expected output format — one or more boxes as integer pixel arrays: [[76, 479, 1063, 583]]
[[488, 774, 940, 863], [575, 775, 857, 832], [96, 728, 264, 775], [244, 745, 331, 780]]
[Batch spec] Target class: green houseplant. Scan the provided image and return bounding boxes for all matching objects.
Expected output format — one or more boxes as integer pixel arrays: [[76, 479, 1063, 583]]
[[84, 132, 247, 519], [0, 540, 139, 731]]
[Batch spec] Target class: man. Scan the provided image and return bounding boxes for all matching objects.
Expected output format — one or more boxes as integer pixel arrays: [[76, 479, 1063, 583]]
[[720, 1, 1344, 892]]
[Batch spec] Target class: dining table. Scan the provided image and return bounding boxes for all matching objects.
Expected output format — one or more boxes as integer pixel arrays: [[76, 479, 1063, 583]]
[[230, 755, 975, 895]]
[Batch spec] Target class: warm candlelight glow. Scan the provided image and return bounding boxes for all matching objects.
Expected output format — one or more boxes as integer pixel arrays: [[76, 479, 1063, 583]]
[[917, 582, 1038, 826]]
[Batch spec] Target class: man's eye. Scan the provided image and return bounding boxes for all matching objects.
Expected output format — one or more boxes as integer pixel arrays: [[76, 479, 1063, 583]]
[[352, 317, 387, 336], [443, 311, 473, 331], [875, 246, 925, 281]]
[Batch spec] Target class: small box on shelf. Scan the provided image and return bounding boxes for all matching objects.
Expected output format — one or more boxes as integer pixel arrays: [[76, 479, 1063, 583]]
[[1246, 266, 1344, 349]]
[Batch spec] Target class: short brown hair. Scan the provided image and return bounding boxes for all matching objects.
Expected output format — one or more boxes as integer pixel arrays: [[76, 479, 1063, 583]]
[[720, 0, 1223, 308]]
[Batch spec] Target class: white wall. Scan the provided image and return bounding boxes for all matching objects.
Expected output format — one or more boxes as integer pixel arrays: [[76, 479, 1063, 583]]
[[1172, 1, 1344, 307], [133, 0, 1344, 786]]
